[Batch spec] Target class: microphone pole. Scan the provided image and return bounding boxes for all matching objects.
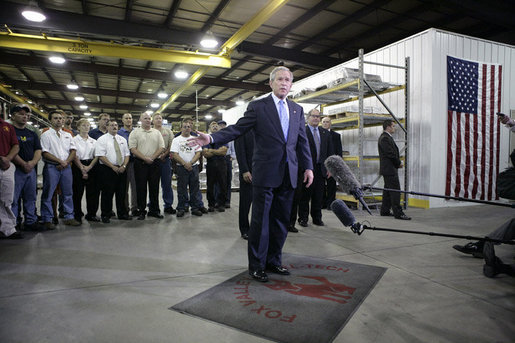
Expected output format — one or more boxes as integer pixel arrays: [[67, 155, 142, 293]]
[[351, 224, 515, 245], [363, 185, 515, 208]]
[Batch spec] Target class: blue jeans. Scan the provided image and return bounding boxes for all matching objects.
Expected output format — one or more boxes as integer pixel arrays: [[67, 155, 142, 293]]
[[160, 157, 174, 209], [12, 168, 38, 225], [176, 165, 202, 211], [41, 164, 74, 222]]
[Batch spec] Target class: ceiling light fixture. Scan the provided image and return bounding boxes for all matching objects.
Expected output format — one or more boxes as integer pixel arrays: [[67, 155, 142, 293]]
[[83, 112, 91, 116], [200, 31, 219, 49], [21, 1, 46, 22], [217, 109, 226, 114], [74, 96, 84, 101], [150, 103, 160, 108], [145, 110, 153, 115], [205, 114, 213, 120], [49, 56, 65, 64], [174, 69, 189, 79], [79, 104, 88, 109], [157, 92, 168, 99], [67, 82, 79, 90]]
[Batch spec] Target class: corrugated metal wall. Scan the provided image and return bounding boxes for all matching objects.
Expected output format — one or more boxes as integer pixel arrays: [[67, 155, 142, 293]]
[[301, 28, 514, 208]]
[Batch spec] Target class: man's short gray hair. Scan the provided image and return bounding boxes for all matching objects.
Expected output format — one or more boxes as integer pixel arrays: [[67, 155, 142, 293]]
[[269, 66, 293, 83]]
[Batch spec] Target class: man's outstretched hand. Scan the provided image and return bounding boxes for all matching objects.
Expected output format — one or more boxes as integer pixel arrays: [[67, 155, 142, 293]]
[[187, 131, 211, 147]]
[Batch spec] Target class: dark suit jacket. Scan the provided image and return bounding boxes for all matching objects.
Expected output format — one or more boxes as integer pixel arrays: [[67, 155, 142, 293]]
[[378, 131, 401, 176], [305, 125, 334, 175], [211, 94, 313, 188], [329, 130, 343, 156], [234, 130, 254, 174]]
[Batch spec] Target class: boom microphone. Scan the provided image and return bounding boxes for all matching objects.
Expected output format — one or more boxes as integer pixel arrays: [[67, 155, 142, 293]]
[[325, 155, 373, 215], [330, 200, 363, 234]]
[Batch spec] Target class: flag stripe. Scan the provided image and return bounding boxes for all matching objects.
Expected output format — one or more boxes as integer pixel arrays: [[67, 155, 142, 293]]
[[446, 56, 501, 201]]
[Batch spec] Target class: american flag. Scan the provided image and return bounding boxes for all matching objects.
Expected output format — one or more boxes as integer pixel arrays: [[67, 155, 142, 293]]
[[445, 56, 502, 201]]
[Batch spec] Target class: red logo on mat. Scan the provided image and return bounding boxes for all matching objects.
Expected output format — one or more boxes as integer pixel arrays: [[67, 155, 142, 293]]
[[264, 276, 355, 304]]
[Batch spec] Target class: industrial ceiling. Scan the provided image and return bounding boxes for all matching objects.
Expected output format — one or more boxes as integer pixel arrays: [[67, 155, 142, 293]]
[[0, 0, 513, 126]]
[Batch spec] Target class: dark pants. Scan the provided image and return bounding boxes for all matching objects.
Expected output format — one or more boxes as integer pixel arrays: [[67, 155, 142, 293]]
[[323, 176, 337, 208], [382, 174, 403, 216], [206, 159, 227, 208], [238, 174, 253, 236], [72, 161, 100, 219], [176, 165, 202, 211], [133, 159, 160, 214], [226, 156, 232, 204], [99, 165, 128, 218], [299, 163, 324, 222], [248, 167, 293, 271]]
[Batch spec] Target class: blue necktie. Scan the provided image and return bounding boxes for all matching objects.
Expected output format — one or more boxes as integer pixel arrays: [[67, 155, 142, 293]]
[[278, 100, 289, 141], [313, 127, 320, 163]]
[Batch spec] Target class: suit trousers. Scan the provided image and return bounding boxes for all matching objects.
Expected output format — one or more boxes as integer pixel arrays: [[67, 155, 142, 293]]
[[299, 163, 324, 222], [133, 159, 160, 214], [323, 177, 337, 208], [124, 160, 138, 213], [98, 164, 128, 217], [72, 162, 100, 219], [12, 167, 38, 225], [206, 159, 227, 208], [249, 167, 293, 271], [41, 164, 74, 222], [0, 162, 16, 236], [382, 174, 402, 216], [238, 174, 253, 236]]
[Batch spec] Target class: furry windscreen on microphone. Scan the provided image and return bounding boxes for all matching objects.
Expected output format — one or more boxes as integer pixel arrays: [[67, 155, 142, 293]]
[[324, 155, 361, 194], [330, 199, 356, 227]]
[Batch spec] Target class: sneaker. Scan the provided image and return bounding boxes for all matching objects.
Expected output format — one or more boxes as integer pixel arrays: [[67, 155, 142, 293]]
[[63, 219, 81, 226], [453, 241, 484, 258], [191, 209, 203, 216]]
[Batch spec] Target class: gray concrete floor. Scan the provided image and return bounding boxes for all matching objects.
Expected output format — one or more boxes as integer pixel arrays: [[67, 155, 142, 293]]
[[1, 195, 514, 343]]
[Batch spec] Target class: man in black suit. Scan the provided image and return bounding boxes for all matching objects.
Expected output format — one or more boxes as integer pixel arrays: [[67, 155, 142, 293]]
[[188, 66, 313, 283], [378, 119, 410, 220], [298, 109, 334, 227], [234, 130, 254, 240], [321, 116, 342, 208]]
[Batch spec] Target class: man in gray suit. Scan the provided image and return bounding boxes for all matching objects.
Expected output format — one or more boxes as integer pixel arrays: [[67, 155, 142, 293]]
[[189, 66, 314, 282]]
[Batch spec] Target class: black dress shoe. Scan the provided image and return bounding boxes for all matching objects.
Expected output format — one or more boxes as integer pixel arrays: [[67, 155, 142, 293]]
[[249, 269, 268, 282], [85, 215, 101, 222], [0, 231, 24, 240], [266, 264, 290, 275], [147, 212, 164, 219], [176, 210, 185, 217], [118, 214, 132, 220], [298, 219, 308, 227], [313, 219, 325, 226], [287, 226, 299, 233], [137, 213, 146, 220], [453, 241, 484, 258], [191, 209, 203, 216], [101, 216, 110, 224], [164, 207, 177, 214], [380, 211, 394, 216], [200, 207, 209, 214], [395, 214, 411, 220], [208, 207, 215, 212], [217, 206, 225, 212], [241, 233, 249, 240]]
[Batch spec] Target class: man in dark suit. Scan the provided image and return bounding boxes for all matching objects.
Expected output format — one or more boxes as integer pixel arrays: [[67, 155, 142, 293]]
[[298, 109, 334, 227], [378, 119, 410, 220], [234, 130, 254, 240], [321, 116, 342, 208], [188, 66, 314, 283]]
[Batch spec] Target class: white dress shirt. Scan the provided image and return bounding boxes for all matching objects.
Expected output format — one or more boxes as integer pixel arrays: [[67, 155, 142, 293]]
[[95, 133, 130, 166], [73, 135, 96, 160], [40, 128, 76, 161]]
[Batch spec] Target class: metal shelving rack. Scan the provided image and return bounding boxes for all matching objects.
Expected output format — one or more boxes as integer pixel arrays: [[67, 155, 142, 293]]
[[293, 49, 410, 209]]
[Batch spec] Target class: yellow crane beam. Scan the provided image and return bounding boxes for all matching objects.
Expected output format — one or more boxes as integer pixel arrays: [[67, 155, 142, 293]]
[[158, 0, 289, 114], [0, 32, 231, 68], [0, 83, 48, 120]]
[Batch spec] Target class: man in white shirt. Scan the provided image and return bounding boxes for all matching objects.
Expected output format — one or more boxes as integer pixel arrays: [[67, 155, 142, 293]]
[[171, 120, 203, 217], [95, 120, 131, 223], [40, 110, 81, 229], [128, 113, 165, 220]]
